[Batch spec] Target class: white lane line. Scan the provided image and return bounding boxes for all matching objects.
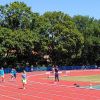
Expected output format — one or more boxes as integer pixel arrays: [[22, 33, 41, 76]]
[[0, 84, 51, 100], [2, 76, 100, 100], [1, 81, 100, 100], [1, 72, 100, 100], [28, 80, 100, 99], [0, 93, 20, 100], [0, 83, 83, 100], [0, 84, 80, 100]]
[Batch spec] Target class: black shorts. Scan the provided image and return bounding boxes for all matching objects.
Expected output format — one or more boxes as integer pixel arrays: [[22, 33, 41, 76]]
[[14, 74, 16, 78], [55, 73, 59, 77]]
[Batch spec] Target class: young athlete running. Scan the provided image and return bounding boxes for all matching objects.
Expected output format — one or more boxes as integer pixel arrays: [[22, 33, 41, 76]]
[[11, 68, 17, 80], [0, 67, 5, 82], [22, 70, 27, 89]]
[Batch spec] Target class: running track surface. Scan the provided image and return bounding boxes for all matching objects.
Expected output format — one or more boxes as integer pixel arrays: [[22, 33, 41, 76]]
[[0, 69, 100, 100]]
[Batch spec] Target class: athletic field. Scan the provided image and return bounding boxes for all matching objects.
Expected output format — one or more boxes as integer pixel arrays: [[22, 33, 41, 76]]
[[0, 69, 100, 100]]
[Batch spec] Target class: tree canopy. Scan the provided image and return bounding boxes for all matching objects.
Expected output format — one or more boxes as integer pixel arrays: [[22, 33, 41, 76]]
[[0, 1, 100, 66]]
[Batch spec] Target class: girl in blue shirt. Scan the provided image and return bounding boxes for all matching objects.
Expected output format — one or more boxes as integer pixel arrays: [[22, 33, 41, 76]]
[[11, 68, 17, 80], [0, 67, 5, 82]]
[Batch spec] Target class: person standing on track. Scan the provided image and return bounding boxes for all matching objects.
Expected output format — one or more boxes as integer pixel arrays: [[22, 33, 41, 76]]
[[22, 70, 27, 89], [11, 68, 17, 80], [0, 67, 5, 82], [54, 65, 59, 82]]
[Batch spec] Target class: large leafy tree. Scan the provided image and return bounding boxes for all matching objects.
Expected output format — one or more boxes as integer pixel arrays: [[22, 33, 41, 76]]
[[0, 27, 40, 64], [42, 12, 84, 65], [0, 1, 33, 29], [73, 15, 100, 64], [0, 1, 100, 66]]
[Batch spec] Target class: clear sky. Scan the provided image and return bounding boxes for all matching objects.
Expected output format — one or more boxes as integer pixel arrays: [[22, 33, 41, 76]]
[[0, 0, 100, 19]]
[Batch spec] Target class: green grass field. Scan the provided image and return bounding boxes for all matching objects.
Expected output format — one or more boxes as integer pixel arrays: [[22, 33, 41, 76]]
[[60, 75, 100, 82]]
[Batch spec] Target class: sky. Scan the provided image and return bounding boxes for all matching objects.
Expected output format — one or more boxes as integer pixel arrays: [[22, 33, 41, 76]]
[[0, 0, 100, 19]]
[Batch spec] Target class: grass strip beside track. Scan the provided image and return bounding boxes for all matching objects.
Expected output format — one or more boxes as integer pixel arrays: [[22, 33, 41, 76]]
[[50, 75, 100, 83]]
